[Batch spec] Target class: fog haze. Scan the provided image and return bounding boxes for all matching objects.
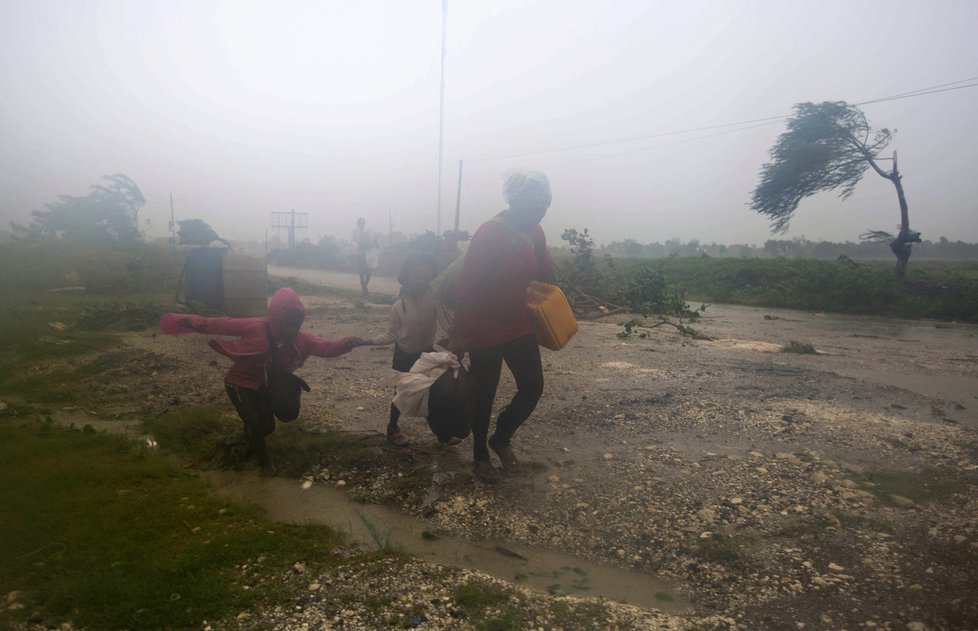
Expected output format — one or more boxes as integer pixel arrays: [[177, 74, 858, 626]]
[[2, 0, 976, 247]]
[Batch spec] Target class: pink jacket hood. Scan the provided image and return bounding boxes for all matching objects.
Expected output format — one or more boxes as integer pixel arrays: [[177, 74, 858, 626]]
[[267, 287, 306, 338], [202, 288, 305, 360]]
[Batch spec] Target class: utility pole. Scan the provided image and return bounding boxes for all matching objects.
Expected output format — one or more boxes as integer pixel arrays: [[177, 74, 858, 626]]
[[454, 160, 463, 232], [270, 210, 307, 250], [169, 193, 176, 248], [436, 0, 448, 235]]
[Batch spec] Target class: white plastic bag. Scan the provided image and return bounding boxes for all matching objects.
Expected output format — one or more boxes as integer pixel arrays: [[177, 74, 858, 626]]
[[390, 351, 464, 418]]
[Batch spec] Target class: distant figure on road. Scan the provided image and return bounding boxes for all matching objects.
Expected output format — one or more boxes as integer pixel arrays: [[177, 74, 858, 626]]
[[446, 169, 556, 483], [352, 217, 379, 298]]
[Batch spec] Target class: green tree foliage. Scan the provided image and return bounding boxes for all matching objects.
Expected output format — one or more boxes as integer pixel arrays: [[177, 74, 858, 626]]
[[750, 102, 919, 278], [176, 218, 222, 246], [13, 174, 145, 244], [558, 228, 704, 337]]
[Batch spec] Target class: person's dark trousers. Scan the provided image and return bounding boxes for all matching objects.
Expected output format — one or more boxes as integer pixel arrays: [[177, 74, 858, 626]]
[[389, 345, 433, 425], [225, 379, 275, 461], [467, 334, 543, 462]]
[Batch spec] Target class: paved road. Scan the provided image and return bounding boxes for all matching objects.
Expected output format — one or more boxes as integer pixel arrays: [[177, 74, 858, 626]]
[[268, 265, 400, 295]]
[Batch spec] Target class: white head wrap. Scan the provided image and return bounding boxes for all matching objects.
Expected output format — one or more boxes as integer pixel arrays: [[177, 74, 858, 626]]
[[503, 169, 551, 207]]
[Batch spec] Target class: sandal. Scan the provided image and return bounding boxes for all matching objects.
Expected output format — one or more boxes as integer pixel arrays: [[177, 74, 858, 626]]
[[386, 425, 410, 447], [488, 435, 521, 473], [473, 459, 500, 484]]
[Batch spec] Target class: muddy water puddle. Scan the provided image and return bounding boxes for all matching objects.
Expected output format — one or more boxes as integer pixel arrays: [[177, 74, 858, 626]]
[[203, 470, 690, 613]]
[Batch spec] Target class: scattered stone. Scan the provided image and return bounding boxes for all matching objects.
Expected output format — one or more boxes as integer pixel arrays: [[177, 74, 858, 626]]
[[695, 508, 716, 524], [828, 563, 845, 572], [775, 452, 803, 465], [307, 583, 321, 591], [889, 494, 915, 508], [810, 471, 829, 484]]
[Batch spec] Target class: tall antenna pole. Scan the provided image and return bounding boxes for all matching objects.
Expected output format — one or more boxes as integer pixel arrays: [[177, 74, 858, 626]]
[[169, 193, 176, 247], [436, 0, 447, 235], [454, 160, 463, 232]]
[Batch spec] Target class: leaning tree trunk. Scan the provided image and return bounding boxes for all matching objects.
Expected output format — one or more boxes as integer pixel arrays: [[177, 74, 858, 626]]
[[886, 162, 920, 280]]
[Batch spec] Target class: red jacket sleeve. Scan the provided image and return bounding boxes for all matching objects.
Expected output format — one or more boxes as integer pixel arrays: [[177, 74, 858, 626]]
[[190, 315, 255, 337], [300, 332, 353, 358]]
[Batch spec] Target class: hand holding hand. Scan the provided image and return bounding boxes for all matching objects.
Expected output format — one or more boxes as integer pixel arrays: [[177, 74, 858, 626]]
[[442, 336, 464, 359]]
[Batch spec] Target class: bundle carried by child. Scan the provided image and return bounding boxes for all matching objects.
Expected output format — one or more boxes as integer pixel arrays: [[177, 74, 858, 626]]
[[391, 351, 473, 443]]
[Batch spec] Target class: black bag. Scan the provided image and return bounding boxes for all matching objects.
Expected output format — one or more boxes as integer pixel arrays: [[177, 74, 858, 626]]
[[265, 325, 311, 422], [426, 366, 474, 442]]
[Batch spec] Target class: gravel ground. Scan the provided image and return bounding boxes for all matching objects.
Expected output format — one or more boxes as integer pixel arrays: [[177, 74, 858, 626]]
[[44, 295, 978, 630]]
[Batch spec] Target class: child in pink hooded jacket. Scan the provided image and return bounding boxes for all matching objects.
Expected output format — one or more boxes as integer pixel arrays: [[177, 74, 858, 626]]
[[161, 287, 361, 475]]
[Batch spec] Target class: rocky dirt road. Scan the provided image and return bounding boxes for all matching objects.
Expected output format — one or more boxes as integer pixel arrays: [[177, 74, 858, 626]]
[[121, 291, 978, 630]]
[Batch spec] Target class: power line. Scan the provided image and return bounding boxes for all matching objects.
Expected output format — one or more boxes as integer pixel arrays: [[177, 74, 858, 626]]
[[856, 81, 978, 106], [466, 76, 978, 163], [467, 114, 788, 163]]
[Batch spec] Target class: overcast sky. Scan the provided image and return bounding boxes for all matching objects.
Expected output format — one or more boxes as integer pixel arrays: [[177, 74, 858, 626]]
[[2, 0, 976, 248]]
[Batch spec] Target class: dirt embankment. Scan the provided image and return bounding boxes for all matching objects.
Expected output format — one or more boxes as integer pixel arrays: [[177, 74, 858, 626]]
[[108, 298, 978, 629]]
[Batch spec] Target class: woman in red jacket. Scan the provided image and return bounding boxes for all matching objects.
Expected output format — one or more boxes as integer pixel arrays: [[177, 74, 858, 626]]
[[448, 170, 555, 483], [162, 287, 361, 475]]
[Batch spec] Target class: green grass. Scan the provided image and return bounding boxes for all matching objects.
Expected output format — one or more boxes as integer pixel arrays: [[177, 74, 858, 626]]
[[0, 419, 364, 630], [694, 533, 753, 569], [451, 580, 529, 631], [590, 257, 978, 322], [853, 467, 973, 504], [145, 406, 436, 501], [782, 340, 817, 354]]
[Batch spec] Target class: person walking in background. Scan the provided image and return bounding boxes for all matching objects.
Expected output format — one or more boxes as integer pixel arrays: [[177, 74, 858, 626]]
[[352, 217, 379, 298], [160, 288, 362, 476], [447, 169, 555, 483], [355, 253, 443, 447]]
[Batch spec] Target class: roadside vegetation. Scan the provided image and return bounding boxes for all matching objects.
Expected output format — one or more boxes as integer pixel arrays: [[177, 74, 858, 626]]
[[577, 255, 978, 323]]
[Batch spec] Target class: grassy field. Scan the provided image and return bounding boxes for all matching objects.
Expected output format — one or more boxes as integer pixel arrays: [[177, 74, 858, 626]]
[[0, 419, 391, 629], [562, 256, 978, 322]]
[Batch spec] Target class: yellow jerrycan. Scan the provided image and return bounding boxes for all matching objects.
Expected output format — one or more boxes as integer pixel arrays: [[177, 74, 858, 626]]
[[526, 282, 578, 350]]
